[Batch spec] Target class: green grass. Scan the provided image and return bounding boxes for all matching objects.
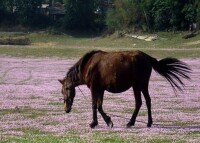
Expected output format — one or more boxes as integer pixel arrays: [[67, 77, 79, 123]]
[[1, 135, 68, 143], [1, 45, 199, 58], [48, 102, 62, 106], [147, 138, 184, 143], [1, 130, 189, 143], [0, 107, 48, 118], [0, 31, 199, 143], [14, 128, 49, 135], [0, 31, 200, 58], [188, 130, 200, 136], [174, 107, 199, 113]]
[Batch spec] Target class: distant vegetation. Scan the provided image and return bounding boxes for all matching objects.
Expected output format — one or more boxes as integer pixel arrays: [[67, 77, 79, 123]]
[[0, 0, 200, 33], [0, 32, 30, 45], [0, 31, 200, 58], [0, 0, 200, 56]]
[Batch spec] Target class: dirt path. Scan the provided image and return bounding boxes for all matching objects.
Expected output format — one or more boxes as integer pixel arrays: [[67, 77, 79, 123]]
[[0, 56, 199, 141]]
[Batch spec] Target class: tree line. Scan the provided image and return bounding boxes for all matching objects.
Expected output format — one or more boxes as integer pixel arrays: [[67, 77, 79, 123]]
[[0, 0, 199, 32]]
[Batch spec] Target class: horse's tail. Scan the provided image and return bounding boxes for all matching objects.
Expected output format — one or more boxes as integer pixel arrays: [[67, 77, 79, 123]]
[[150, 57, 191, 92]]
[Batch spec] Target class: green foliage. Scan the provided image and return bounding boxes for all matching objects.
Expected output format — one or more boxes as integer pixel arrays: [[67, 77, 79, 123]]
[[106, 0, 141, 32], [0, 37, 30, 45], [0, 0, 15, 24], [0, 0, 13, 14], [106, 0, 200, 32], [0, 32, 31, 45], [183, 4, 196, 23], [0, 0, 200, 31], [64, 0, 96, 30], [151, 0, 185, 30], [197, 1, 200, 25], [14, 0, 50, 27]]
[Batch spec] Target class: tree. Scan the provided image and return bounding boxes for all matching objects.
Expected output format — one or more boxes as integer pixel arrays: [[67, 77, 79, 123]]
[[196, 0, 200, 29], [1, 0, 199, 32], [106, 0, 141, 32], [15, 0, 45, 27], [0, 0, 14, 24], [151, 0, 172, 30], [140, 0, 155, 31], [144, 0, 189, 31], [0, 0, 7, 23], [64, 0, 96, 30]]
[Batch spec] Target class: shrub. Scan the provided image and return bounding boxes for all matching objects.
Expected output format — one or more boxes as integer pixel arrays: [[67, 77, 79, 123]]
[[64, 0, 96, 30], [0, 37, 31, 45], [106, 0, 142, 32]]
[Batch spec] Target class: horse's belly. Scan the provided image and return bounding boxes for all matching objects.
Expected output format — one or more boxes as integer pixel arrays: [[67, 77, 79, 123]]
[[99, 56, 135, 93], [106, 85, 131, 93], [104, 77, 132, 93]]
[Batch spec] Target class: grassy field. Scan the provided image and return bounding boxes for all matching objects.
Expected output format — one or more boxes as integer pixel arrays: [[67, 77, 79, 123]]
[[0, 31, 200, 143], [0, 31, 200, 58]]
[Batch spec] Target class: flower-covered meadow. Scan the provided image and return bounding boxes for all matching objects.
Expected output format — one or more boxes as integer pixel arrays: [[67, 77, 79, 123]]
[[0, 56, 199, 142]]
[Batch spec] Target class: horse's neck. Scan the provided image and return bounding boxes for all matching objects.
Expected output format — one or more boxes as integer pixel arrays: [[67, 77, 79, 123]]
[[67, 64, 86, 87], [73, 79, 84, 87], [69, 74, 84, 87]]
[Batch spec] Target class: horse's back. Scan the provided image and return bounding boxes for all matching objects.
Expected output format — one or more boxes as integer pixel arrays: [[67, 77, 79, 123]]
[[84, 51, 152, 93], [101, 51, 152, 78]]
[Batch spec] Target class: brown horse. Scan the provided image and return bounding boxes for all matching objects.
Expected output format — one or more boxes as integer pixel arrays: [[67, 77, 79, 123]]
[[58, 50, 191, 128]]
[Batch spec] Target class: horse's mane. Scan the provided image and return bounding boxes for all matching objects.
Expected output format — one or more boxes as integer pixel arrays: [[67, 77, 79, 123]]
[[66, 50, 101, 82]]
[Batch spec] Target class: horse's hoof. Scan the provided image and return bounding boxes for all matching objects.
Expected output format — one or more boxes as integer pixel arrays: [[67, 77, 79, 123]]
[[126, 122, 134, 128], [147, 123, 152, 128], [108, 121, 113, 128], [90, 122, 98, 128], [126, 124, 131, 128], [147, 120, 153, 128]]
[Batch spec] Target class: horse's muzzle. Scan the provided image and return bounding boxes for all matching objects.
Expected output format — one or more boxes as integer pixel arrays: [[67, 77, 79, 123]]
[[64, 101, 72, 113], [65, 108, 71, 113], [65, 110, 71, 113]]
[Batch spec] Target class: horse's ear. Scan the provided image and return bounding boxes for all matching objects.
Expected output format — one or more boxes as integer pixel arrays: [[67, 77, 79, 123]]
[[58, 79, 65, 85]]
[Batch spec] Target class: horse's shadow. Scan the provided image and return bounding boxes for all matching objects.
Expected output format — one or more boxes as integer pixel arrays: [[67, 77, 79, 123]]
[[95, 124, 200, 130], [152, 124, 200, 130]]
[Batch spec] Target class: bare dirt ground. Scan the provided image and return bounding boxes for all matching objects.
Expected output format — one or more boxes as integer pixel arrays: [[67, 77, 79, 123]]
[[0, 56, 199, 142]]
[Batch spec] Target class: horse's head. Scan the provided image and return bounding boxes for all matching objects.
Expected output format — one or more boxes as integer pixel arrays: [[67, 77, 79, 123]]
[[58, 78, 75, 113]]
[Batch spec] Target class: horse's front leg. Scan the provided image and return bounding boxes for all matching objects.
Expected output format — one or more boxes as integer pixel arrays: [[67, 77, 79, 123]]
[[98, 106, 113, 128], [97, 93, 113, 128], [90, 96, 98, 128]]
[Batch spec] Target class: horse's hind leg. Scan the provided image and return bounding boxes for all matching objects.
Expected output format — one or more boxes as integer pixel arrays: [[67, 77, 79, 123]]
[[97, 93, 113, 128], [127, 86, 142, 127], [142, 88, 153, 127]]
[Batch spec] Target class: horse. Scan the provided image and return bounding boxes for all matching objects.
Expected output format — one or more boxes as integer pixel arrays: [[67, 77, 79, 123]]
[[58, 50, 191, 128]]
